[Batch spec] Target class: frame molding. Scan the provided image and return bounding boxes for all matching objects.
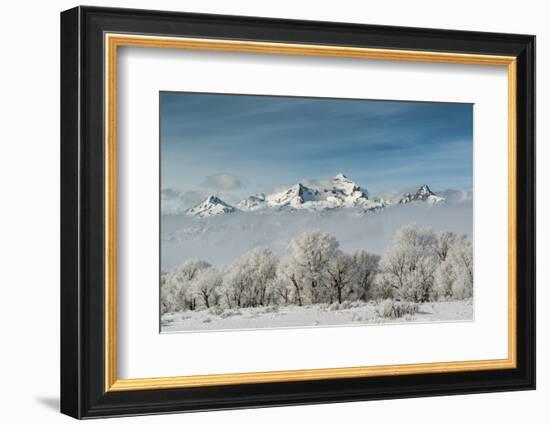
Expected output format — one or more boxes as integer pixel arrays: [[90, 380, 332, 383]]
[[61, 6, 535, 419], [104, 33, 518, 392]]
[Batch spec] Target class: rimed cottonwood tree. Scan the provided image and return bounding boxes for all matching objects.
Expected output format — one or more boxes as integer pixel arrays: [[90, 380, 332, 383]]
[[221, 247, 278, 308], [374, 224, 439, 302], [434, 235, 473, 300], [350, 250, 380, 301], [161, 259, 210, 311], [193, 267, 224, 308], [286, 230, 340, 304], [326, 253, 356, 304]]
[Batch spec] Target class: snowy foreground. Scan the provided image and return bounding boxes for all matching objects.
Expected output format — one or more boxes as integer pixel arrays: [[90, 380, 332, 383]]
[[161, 300, 473, 333]]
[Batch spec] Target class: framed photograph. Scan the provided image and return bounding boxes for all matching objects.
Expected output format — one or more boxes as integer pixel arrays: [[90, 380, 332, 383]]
[[60, 6, 535, 419]]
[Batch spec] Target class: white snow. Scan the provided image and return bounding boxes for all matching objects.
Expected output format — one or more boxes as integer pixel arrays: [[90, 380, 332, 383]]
[[177, 175, 448, 218], [161, 300, 473, 333], [257, 174, 383, 211], [236, 193, 267, 211], [398, 184, 445, 205], [185, 195, 235, 218], [266, 183, 323, 209]]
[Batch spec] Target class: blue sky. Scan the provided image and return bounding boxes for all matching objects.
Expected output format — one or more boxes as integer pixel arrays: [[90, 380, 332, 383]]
[[160, 92, 472, 204]]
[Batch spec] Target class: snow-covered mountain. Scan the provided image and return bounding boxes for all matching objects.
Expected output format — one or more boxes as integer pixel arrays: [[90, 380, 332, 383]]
[[236, 193, 267, 211], [331, 173, 368, 197], [237, 183, 323, 211], [238, 173, 383, 212], [399, 184, 445, 205], [266, 183, 323, 209], [186, 195, 235, 218], [320, 173, 375, 209], [184, 176, 446, 218]]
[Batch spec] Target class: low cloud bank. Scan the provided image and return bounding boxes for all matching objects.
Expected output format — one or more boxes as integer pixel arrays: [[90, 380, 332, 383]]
[[162, 201, 472, 269]]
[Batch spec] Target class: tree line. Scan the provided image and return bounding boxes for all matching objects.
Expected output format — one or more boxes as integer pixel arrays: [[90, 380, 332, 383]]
[[161, 224, 473, 314]]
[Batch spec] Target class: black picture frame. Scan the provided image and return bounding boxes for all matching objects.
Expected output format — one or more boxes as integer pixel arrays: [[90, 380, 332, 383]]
[[61, 5, 535, 419]]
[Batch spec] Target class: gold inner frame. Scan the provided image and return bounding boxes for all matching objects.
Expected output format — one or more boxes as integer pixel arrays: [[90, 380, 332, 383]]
[[104, 33, 517, 392]]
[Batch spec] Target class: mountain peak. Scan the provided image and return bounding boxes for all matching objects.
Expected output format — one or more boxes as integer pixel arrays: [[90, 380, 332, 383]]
[[417, 184, 433, 196], [266, 182, 321, 208], [205, 195, 225, 204], [186, 195, 235, 218], [329, 173, 368, 199], [399, 184, 445, 204], [236, 193, 266, 211], [333, 173, 348, 180], [248, 173, 376, 211]]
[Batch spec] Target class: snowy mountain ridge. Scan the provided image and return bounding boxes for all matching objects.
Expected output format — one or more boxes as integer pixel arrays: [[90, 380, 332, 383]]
[[186, 195, 235, 218], [184, 174, 446, 218], [398, 184, 445, 205], [236, 174, 379, 213]]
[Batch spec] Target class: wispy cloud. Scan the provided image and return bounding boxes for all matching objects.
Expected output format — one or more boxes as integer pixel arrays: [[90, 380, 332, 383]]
[[201, 173, 243, 191], [161, 188, 205, 212]]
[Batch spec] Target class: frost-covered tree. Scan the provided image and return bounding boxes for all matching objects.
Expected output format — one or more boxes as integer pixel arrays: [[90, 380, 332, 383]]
[[170, 259, 211, 282], [276, 255, 305, 306], [375, 224, 439, 302], [161, 260, 211, 312], [435, 231, 458, 262], [434, 234, 473, 300], [221, 260, 252, 308], [222, 247, 278, 308], [432, 231, 458, 299], [218, 276, 238, 309], [272, 271, 292, 305], [160, 270, 171, 314], [433, 256, 456, 299], [285, 230, 340, 304], [451, 236, 473, 298], [193, 267, 223, 308], [326, 253, 356, 304], [160, 270, 168, 286], [350, 250, 380, 301], [246, 247, 278, 306]]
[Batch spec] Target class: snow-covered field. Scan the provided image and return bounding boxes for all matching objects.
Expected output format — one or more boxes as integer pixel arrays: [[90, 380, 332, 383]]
[[161, 300, 473, 333]]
